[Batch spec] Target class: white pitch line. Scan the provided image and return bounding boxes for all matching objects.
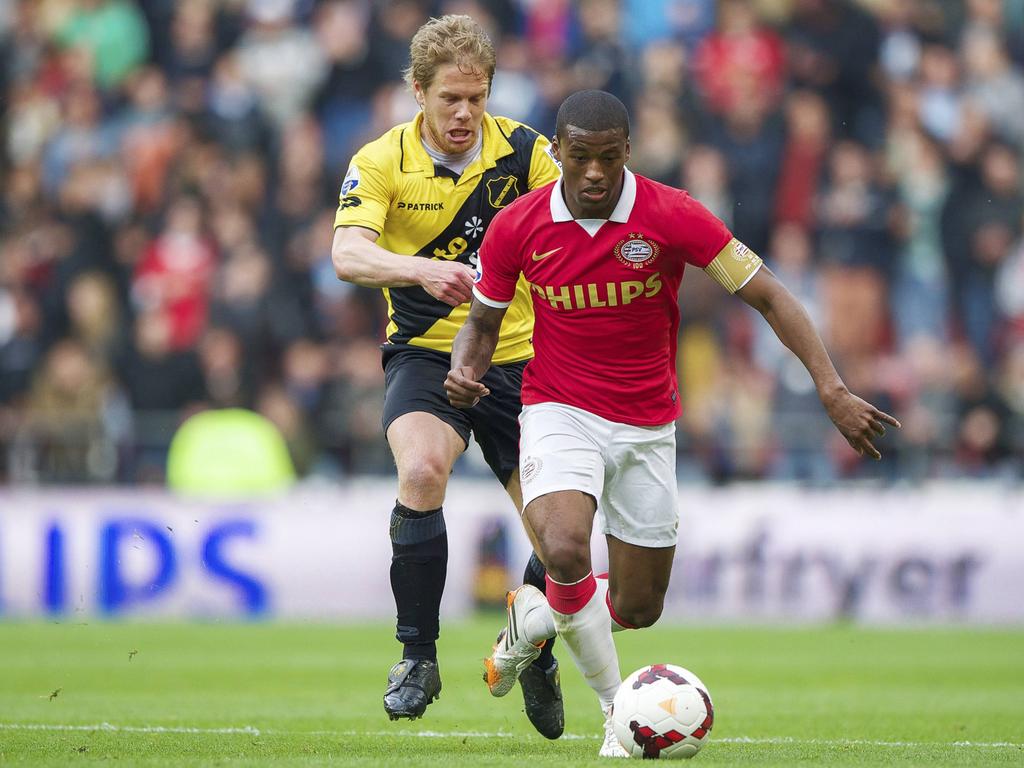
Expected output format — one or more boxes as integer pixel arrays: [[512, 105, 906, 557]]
[[2, 724, 1020, 750], [261, 730, 1024, 749], [287, 730, 592, 741], [713, 736, 1023, 749], [0, 723, 260, 736]]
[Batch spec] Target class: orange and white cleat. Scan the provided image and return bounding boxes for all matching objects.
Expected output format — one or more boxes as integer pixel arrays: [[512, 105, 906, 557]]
[[482, 585, 549, 697]]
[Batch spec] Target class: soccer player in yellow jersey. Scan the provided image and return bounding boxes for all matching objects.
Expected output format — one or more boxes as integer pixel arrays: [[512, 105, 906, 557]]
[[331, 15, 563, 734]]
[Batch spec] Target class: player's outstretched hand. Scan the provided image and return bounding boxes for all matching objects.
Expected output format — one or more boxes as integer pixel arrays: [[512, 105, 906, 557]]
[[445, 366, 490, 409], [418, 260, 475, 306], [823, 389, 901, 460]]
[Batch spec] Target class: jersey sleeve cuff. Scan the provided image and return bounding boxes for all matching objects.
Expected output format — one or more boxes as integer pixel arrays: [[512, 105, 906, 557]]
[[334, 220, 383, 235], [473, 286, 512, 308]]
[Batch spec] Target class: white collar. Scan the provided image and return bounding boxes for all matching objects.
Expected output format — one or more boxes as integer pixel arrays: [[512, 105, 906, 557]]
[[549, 168, 637, 224]]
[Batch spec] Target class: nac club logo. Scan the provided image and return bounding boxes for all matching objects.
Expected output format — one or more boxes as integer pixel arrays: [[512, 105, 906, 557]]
[[486, 175, 520, 209]]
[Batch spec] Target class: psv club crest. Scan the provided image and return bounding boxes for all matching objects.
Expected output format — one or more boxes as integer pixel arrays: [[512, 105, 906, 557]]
[[614, 232, 660, 270]]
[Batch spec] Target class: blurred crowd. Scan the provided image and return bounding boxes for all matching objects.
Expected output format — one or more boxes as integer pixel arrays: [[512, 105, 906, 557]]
[[0, 0, 1022, 486]]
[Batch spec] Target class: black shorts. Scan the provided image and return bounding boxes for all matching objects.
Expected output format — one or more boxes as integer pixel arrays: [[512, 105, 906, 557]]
[[381, 345, 527, 486]]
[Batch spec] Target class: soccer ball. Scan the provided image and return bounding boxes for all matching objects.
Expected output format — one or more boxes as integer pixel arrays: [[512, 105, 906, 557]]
[[610, 664, 714, 759]]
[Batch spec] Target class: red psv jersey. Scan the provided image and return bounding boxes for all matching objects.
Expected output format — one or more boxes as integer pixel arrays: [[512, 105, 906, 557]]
[[474, 170, 735, 426]]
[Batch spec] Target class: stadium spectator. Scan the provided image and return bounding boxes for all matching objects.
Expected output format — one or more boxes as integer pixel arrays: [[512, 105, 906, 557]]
[[161, 0, 219, 84], [774, 90, 831, 228], [917, 43, 963, 145], [197, 326, 250, 410], [41, 83, 118, 196], [570, 0, 634, 107], [235, 0, 327, 131], [703, 91, 785, 254], [622, 0, 715, 50], [0, 282, 44, 408], [312, 0, 382, 174], [18, 337, 123, 483], [692, 0, 785, 117], [0, 0, 1020, 487], [815, 140, 896, 275], [888, 128, 950, 347], [961, 25, 1024, 147], [681, 144, 732, 225], [785, 0, 884, 145], [53, 0, 150, 92], [754, 223, 836, 483], [65, 269, 126, 363], [132, 194, 216, 351], [627, 91, 686, 184], [943, 140, 1022, 366]]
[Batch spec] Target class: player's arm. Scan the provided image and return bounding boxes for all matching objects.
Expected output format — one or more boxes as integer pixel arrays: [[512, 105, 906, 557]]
[[445, 298, 507, 408], [446, 203, 521, 408], [332, 151, 473, 306], [332, 226, 474, 307], [736, 266, 901, 459]]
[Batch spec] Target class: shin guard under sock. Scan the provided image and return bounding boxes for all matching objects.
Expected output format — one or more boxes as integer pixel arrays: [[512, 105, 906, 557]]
[[523, 552, 557, 668], [547, 572, 622, 709], [390, 502, 446, 661]]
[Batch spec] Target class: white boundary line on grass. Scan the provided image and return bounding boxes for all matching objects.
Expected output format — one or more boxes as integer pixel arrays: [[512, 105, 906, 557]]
[[300, 730, 1023, 749], [0, 723, 261, 736], [2, 723, 1020, 750], [714, 736, 1023, 749]]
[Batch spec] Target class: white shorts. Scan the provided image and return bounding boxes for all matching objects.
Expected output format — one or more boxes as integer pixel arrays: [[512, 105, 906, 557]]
[[518, 402, 679, 548]]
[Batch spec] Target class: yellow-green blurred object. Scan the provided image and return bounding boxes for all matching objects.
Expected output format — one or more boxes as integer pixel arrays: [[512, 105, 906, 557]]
[[167, 409, 296, 497]]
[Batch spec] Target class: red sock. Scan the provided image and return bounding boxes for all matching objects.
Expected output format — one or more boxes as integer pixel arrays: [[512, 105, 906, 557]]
[[545, 572, 597, 615], [605, 589, 638, 629], [596, 572, 637, 629]]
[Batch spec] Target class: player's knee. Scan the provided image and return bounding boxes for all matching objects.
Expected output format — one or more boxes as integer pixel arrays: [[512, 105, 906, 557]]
[[397, 454, 451, 499], [538, 532, 592, 583], [613, 592, 665, 629]]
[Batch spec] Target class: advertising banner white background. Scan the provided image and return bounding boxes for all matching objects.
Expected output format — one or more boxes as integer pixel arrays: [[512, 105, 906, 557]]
[[0, 483, 1021, 623]]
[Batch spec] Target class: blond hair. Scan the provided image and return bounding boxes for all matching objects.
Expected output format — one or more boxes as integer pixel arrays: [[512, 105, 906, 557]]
[[403, 14, 496, 93]]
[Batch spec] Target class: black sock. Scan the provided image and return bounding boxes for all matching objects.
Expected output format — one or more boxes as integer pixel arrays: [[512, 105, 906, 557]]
[[390, 501, 447, 662], [523, 551, 557, 669]]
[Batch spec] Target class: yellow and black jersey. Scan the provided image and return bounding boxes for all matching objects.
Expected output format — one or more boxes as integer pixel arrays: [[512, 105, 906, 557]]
[[334, 111, 560, 364]]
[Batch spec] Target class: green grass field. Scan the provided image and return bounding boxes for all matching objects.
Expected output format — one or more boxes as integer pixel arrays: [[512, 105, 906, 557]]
[[0, 620, 1021, 766]]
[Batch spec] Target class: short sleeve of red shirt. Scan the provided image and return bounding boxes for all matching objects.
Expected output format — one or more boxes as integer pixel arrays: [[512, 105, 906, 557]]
[[674, 191, 734, 268], [472, 208, 522, 308]]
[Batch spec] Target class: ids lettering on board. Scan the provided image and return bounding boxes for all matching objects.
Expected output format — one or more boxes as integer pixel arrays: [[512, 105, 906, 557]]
[[37, 516, 267, 615]]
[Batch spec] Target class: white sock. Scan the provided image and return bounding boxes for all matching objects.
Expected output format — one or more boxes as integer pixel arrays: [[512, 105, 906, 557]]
[[550, 586, 622, 709], [520, 576, 628, 643], [523, 599, 556, 643]]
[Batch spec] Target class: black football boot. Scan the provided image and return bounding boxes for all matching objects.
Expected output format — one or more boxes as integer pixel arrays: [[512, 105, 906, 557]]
[[519, 658, 565, 739], [383, 659, 441, 720]]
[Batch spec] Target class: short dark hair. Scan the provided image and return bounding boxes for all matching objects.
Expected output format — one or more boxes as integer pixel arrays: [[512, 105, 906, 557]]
[[555, 90, 630, 140]]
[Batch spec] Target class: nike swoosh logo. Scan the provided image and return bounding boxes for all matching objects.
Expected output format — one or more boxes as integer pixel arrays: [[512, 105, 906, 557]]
[[531, 247, 563, 261]]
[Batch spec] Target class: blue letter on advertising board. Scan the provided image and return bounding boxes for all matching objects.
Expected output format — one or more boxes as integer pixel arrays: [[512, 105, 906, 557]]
[[99, 519, 177, 613], [44, 523, 65, 614], [202, 520, 267, 614]]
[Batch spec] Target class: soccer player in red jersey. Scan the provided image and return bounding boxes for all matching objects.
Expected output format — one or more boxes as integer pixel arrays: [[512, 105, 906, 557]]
[[445, 90, 900, 756]]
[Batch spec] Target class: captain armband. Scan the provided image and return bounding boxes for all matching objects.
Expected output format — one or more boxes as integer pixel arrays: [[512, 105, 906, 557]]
[[703, 238, 763, 294]]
